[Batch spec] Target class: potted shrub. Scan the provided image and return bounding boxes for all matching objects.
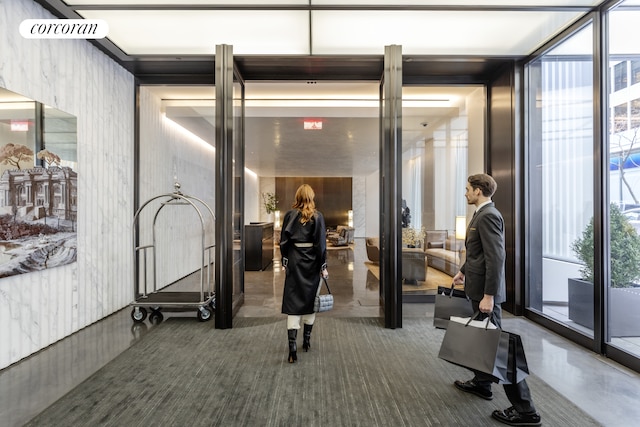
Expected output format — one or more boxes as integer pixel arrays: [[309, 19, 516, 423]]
[[261, 192, 278, 220], [569, 204, 640, 336]]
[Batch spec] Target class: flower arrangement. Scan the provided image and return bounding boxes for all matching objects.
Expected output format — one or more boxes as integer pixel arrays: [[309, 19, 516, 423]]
[[402, 226, 426, 248], [261, 192, 278, 214]]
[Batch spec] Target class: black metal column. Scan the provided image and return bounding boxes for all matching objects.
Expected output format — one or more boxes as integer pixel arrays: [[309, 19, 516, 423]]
[[215, 44, 234, 329], [380, 45, 403, 329], [593, 10, 606, 353]]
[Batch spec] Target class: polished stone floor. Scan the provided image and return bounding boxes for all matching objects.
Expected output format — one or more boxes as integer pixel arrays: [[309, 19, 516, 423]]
[[1, 238, 640, 426]]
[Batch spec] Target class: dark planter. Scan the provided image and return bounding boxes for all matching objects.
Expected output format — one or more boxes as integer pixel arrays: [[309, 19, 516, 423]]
[[609, 287, 640, 337], [568, 278, 640, 337], [568, 278, 593, 330]]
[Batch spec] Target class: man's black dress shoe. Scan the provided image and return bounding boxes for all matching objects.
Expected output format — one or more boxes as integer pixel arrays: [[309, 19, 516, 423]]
[[453, 379, 493, 400], [492, 407, 541, 426]]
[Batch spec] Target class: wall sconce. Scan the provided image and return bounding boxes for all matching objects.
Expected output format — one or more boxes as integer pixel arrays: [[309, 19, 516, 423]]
[[455, 216, 466, 240], [348, 210, 353, 227], [274, 210, 281, 229]]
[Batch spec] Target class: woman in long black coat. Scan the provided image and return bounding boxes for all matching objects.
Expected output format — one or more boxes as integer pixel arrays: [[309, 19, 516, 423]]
[[280, 184, 328, 363]]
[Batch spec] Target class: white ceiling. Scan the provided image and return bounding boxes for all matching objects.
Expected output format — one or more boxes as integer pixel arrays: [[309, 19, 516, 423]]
[[72, 1, 607, 56], [55, 1, 614, 176], [149, 82, 481, 177]]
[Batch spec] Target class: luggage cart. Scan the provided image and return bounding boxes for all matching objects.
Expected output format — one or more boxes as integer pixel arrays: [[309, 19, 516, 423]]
[[130, 183, 215, 324]]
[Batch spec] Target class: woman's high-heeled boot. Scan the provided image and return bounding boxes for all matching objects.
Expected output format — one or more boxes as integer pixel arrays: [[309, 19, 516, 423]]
[[287, 329, 297, 363], [302, 324, 313, 352]]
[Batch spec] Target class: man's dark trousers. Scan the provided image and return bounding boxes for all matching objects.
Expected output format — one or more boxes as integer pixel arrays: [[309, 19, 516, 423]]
[[470, 300, 536, 414]]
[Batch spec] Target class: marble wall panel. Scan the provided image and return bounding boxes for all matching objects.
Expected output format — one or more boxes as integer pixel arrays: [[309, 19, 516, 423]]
[[353, 176, 366, 237], [138, 88, 216, 289], [0, 0, 134, 369]]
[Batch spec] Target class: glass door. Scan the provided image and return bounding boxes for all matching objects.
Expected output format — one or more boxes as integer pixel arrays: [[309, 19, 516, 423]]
[[232, 65, 246, 318], [214, 44, 245, 328], [400, 85, 485, 302]]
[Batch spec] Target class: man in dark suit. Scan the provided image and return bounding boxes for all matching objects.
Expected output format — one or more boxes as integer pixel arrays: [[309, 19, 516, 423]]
[[452, 174, 541, 426]]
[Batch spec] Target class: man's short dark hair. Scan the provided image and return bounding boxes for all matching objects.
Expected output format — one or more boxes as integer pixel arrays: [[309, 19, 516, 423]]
[[468, 173, 497, 197]]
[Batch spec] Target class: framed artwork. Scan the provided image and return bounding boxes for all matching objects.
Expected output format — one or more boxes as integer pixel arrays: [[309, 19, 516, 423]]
[[0, 87, 77, 278]]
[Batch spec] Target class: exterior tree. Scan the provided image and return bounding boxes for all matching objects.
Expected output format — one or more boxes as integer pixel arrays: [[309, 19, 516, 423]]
[[37, 149, 61, 167], [0, 143, 34, 170], [612, 127, 639, 204]]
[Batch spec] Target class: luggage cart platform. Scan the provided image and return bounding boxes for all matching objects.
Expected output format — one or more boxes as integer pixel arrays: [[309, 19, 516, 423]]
[[130, 183, 216, 325]]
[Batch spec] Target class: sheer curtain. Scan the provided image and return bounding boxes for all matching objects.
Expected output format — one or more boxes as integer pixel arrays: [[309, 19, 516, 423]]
[[409, 155, 422, 229]]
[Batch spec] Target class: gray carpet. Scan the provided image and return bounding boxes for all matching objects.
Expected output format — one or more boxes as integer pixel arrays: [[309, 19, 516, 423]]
[[26, 317, 601, 427]]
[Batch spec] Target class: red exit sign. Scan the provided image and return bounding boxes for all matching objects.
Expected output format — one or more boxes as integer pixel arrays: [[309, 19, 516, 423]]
[[303, 120, 322, 130], [11, 121, 29, 131]]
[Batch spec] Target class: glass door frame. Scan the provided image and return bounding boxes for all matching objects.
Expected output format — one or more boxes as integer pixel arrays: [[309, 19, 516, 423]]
[[215, 44, 245, 329], [380, 44, 403, 329]]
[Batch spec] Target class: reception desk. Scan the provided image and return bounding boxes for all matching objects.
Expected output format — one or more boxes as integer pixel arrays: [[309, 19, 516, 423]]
[[245, 222, 274, 271]]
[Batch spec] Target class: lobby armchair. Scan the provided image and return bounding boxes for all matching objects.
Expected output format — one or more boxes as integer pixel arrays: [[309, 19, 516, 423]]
[[365, 237, 380, 264], [328, 226, 355, 246]]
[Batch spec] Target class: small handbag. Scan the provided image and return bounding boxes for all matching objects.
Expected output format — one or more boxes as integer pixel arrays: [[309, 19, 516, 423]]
[[314, 277, 334, 312]]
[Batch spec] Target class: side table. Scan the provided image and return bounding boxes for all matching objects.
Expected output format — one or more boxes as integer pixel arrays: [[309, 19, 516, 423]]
[[402, 248, 426, 285]]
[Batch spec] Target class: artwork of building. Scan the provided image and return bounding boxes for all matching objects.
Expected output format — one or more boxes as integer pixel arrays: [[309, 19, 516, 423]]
[[0, 166, 77, 226]]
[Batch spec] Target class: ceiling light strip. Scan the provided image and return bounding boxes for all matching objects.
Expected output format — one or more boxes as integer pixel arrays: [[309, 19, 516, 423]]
[[68, 4, 595, 13]]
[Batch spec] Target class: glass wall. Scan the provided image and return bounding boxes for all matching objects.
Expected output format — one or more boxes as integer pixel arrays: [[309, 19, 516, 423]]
[[525, 23, 595, 336], [400, 86, 484, 299], [233, 77, 245, 303], [606, 1, 640, 356]]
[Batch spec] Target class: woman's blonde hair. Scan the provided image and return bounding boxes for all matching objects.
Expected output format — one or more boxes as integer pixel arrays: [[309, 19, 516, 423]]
[[292, 184, 316, 224]]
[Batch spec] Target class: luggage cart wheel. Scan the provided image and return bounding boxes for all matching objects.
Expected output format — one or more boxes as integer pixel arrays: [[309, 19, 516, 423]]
[[197, 306, 212, 322], [209, 297, 216, 311], [149, 310, 164, 325], [131, 307, 147, 323]]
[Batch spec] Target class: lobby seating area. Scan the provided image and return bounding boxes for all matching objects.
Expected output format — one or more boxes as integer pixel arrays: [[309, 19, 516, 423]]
[[365, 230, 465, 281], [327, 225, 355, 247], [424, 230, 465, 276]]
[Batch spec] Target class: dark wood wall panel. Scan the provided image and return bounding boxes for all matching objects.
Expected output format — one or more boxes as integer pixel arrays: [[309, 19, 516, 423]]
[[276, 177, 352, 228]]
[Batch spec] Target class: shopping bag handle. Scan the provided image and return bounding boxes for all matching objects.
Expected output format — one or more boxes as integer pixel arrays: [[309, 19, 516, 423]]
[[444, 283, 469, 300], [321, 277, 332, 294], [466, 311, 495, 330]]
